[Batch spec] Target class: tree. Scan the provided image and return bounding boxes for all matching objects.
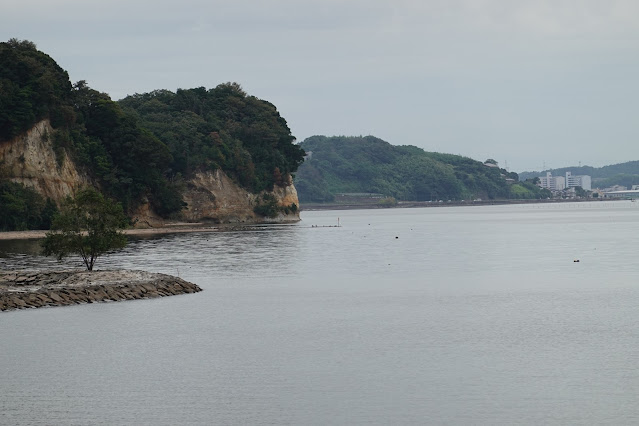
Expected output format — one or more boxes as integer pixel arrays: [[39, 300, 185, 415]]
[[574, 186, 587, 198], [0, 181, 57, 231], [42, 187, 128, 271]]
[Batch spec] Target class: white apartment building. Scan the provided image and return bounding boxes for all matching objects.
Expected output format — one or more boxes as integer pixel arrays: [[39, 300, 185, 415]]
[[538, 172, 565, 191], [537, 171, 592, 191], [565, 172, 591, 190]]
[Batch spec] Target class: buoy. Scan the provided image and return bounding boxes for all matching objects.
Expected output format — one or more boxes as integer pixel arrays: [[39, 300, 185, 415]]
[[573, 259, 580, 263]]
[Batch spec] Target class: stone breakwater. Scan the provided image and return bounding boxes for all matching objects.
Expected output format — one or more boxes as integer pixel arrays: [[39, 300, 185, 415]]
[[0, 270, 202, 312]]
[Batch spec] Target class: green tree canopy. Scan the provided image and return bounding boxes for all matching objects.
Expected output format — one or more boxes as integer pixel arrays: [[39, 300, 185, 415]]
[[1, 40, 305, 223], [42, 187, 128, 271], [0, 39, 73, 140], [0, 181, 57, 231], [118, 84, 305, 193]]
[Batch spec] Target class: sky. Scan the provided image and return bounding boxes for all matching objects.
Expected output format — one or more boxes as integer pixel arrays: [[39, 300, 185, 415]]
[[3, 0, 639, 172]]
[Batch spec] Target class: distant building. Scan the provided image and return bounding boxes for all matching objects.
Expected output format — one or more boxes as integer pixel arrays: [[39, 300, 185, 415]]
[[538, 172, 565, 191], [604, 190, 639, 199], [603, 185, 627, 192], [565, 172, 591, 191]]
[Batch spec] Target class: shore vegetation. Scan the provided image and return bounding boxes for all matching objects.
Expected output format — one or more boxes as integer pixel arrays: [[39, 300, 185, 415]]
[[42, 187, 128, 271]]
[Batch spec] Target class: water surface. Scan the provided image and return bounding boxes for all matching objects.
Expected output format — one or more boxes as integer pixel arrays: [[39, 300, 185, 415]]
[[2, 201, 639, 425]]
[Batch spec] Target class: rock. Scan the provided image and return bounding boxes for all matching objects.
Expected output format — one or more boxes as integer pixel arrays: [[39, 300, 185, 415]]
[[0, 120, 90, 202], [178, 169, 300, 224], [0, 269, 202, 312], [47, 292, 63, 302]]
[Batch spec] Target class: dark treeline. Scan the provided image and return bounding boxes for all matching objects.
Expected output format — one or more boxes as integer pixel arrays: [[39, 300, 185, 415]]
[[0, 181, 56, 231]]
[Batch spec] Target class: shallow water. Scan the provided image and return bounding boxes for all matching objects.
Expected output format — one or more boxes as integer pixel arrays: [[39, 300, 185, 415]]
[[2, 201, 639, 425]]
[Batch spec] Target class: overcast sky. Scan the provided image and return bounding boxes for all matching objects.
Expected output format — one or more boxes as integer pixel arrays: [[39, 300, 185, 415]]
[[4, 0, 639, 172]]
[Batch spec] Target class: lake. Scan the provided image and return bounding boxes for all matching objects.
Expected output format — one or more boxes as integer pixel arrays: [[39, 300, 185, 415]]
[[1, 201, 639, 425]]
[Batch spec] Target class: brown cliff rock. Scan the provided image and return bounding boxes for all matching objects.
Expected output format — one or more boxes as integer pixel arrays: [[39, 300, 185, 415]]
[[2, 121, 301, 226], [180, 169, 300, 224], [0, 120, 90, 202]]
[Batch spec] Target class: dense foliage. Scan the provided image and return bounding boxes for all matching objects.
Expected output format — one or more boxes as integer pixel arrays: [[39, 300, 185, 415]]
[[295, 136, 550, 202], [595, 174, 639, 189], [0, 39, 72, 140], [0, 39, 183, 217], [0, 181, 57, 231], [42, 188, 128, 271], [0, 40, 305, 226], [67, 81, 185, 216], [118, 85, 305, 193]]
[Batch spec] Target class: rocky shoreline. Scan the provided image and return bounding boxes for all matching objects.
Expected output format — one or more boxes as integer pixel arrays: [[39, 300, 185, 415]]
[[0, 269, 202, 312]]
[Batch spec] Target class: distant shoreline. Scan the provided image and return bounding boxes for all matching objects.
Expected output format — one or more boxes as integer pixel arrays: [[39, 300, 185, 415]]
[[0, 224, 222, 241], [300, 197, 620, 211], [0, 198, 625, 240]]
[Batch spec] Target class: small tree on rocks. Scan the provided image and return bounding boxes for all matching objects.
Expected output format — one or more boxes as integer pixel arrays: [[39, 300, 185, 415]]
[[42, 187, 128, 271]]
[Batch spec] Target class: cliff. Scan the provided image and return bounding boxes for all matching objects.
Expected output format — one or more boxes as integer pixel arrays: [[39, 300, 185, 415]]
[[1, 120, 301, 227], [0, 120, 90, 201], [133, 169, 300, 227]]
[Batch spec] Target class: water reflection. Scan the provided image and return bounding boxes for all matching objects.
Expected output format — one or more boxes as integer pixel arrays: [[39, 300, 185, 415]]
[[0, 224, 304, 280], [101, 225, 303, 281], [0, 238, 43, 257]]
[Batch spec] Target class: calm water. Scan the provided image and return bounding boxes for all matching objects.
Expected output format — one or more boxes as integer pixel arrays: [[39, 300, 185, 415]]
[[2, 201, 639, 425]]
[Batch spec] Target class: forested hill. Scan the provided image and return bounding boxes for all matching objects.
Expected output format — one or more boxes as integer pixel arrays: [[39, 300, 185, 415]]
[[0, 39, 304, 229], [294, 136, 549, 203], [118, 86, 304, 193], [519, 161, 639, 189]]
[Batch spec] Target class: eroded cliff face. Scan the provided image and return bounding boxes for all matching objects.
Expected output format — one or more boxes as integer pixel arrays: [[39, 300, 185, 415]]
[[132, 169, 300, 227], [181, 169, 300, 224], [4, 120, 301, 227], [0, 120, 89, 202]]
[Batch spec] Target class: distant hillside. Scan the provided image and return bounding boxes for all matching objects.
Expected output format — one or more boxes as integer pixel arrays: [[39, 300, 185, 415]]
[[519, 161, 639, 188], [294, 136, 549, 203]]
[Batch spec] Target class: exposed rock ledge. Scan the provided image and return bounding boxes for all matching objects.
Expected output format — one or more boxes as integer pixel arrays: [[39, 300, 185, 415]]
[[0, 270, 202, 312]]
